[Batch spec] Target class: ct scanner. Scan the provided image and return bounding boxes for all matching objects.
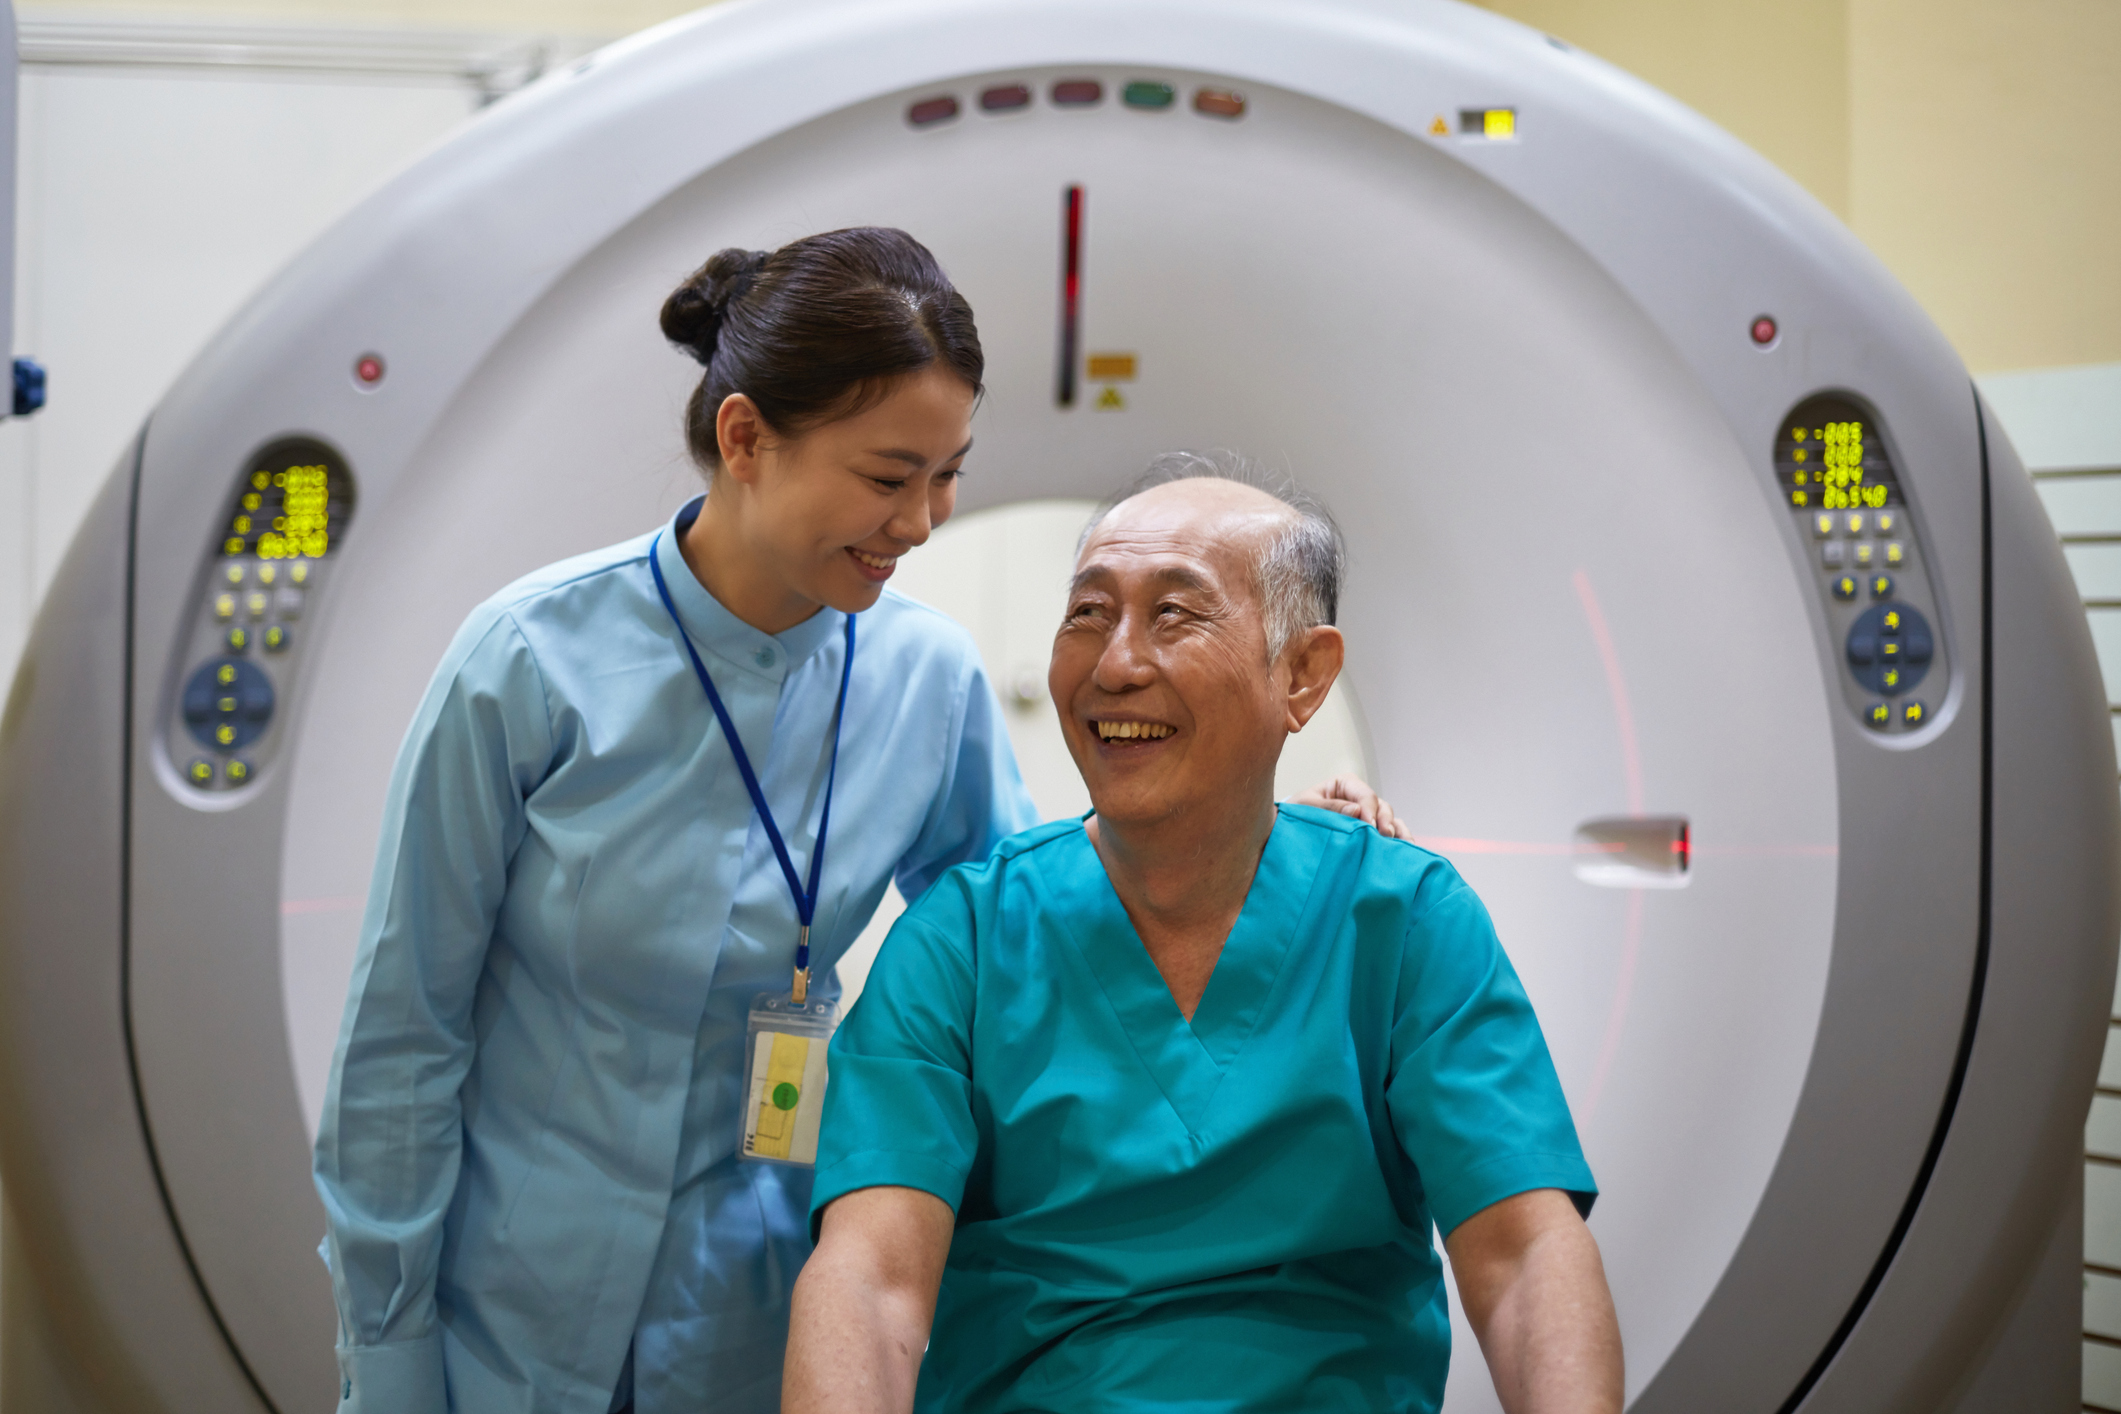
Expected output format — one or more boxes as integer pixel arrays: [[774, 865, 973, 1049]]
[[0, 0, 2116, 1409]]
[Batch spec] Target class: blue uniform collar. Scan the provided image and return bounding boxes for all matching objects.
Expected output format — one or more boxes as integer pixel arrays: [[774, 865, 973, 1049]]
[[653, 495, 847, 680]]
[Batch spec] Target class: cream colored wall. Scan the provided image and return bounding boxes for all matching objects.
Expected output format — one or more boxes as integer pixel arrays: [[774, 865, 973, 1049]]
[[1477, 0, 2121, 375], [1850, 0, 2121, 374]]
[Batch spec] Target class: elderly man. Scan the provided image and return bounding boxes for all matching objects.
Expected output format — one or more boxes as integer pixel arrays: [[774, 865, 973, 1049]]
[[783, 454, 1621, 1414]]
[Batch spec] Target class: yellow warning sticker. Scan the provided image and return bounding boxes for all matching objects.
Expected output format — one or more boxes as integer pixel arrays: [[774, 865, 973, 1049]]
[[1086, 353, 1136, 381], [1429, 115, 1449, 136], [1096, 386, 1126, 411]]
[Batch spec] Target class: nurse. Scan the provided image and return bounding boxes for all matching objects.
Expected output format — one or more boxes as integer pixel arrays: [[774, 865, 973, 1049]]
[[314, 229, 1398, 1414]]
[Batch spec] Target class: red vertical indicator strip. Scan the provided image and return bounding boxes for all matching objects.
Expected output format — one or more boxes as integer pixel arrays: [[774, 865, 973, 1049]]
[[1057, 184, 1083, 408]]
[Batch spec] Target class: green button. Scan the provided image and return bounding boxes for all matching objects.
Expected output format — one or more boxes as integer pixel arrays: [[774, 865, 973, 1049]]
[[771, 1082, 800, 1111], [1123, 80, 1175, 109]]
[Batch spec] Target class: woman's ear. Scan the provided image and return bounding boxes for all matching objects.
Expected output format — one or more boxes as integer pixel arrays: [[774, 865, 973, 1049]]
[[1282, 625, 1345, 734], [715, 393, 768, 484]]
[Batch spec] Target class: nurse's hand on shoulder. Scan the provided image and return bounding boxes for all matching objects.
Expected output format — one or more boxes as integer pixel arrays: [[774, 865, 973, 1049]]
[[1290, 774, 1410, 840]]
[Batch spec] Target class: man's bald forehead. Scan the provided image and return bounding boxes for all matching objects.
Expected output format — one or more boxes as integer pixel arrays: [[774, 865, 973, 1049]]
[[1081, 477, 1297, 556]]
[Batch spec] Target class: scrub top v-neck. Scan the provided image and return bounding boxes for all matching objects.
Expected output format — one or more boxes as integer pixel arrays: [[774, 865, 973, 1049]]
[[814, 806, 1595, 1414], [315, 496, 1038, 1414]]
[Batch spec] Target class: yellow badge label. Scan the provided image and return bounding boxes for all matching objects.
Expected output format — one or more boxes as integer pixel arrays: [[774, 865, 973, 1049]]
[[742, 1027, 831, 1164], [1096, 386, 1126, 411]]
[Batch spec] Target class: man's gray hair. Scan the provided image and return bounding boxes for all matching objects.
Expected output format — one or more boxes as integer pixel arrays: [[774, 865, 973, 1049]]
[[1079, 449, 1346, 661]]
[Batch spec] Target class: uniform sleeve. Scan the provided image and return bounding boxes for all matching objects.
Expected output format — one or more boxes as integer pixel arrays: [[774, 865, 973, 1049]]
[[311, 607, 556, 1414], [892, 652, 1039, 903], [1384, 879, 1596, 1239], [809, 885, 982, 1240]]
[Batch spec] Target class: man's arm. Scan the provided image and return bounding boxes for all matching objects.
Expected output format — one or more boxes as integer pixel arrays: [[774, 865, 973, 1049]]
[[1444, 1188, 1623, 1414], [785, 1186, 957, 1414]]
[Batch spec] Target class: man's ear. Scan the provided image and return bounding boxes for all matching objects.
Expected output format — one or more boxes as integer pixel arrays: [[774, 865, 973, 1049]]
[[1282, 625, 1345, 734], [715, 392, 769, 485]]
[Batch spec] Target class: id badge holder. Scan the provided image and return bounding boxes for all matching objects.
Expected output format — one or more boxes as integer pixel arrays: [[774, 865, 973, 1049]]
[[740, 990, 839, 1167]]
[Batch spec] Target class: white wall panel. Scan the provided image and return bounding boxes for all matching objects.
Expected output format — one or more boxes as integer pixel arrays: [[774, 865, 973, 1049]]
[[0, 59, 474, 689]]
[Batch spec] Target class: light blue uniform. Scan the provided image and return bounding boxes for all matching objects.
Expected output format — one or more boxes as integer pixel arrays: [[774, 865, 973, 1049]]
[[813, 806, 1594, 1414], [314, 496, 1037, 1414]]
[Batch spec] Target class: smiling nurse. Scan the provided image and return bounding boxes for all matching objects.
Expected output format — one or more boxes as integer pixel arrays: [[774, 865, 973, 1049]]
[[312, 227, 1401, 1414]]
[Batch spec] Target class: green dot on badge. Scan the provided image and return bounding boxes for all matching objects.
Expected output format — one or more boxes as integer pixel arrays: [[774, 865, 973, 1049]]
[[772, 1082, 800, 1111]]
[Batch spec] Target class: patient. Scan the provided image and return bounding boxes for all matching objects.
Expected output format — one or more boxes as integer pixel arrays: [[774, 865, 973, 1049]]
[[785, 452, 1622, 1414]]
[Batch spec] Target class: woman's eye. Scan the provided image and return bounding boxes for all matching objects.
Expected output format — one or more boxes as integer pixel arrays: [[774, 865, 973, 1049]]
[[869, 477, 908, 493]]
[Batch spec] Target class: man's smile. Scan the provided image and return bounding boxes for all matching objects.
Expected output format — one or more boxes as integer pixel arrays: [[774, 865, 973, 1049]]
[[1093, 718, 1177, 743]]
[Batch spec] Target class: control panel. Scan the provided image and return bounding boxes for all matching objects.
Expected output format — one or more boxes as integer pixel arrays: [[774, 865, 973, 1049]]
[[164, 438, 355, 794], [1774, 395, 1948, 734]]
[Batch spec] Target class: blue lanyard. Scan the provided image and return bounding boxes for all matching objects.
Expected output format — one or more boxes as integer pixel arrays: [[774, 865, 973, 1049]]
[[649, 533, 856, 1002]]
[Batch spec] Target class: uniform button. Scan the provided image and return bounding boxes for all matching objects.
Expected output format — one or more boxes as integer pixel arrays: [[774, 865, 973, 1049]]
[[1813, 513, 1835, 539], [263, 624, 291, 653], [257, 563, 278, 585], [1853, 542, 1875, 567], [214, 722, 238, 747], [1821, 542, 1846, 568], [246, 590, 270, 619], [289, 561, 310, 585], [1881, 608, 1903, 634], [1879, 638, 1903, 661], [1875, 510, 1898, 535], [225, 626, 250, 653], [1847, 632, 1878, 665], [1902, 700, 1928, 727], [1871, 574, 1895, 599], [1831, 575, 1858, 601], [223, 563, 246, 586], [1866, 702, 1892, 730], [214, 592, 237, 620], [1845, 513, 1865, 536], [225, 758, 253, 785], [1884, 540, 1905, 566], [1881, 666, 1904, 694], [755, 647, 776, 669], [186, 757, 217, 785], [276, 587, 305, 619]]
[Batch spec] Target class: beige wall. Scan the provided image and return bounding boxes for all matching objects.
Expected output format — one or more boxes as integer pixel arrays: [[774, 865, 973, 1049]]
[[1477, 0, 2121, 374], [1849, 0, 2121, 374]]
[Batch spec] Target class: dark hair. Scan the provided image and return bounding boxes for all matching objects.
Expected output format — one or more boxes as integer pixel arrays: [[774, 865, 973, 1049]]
[[660, 227, 984, 471]]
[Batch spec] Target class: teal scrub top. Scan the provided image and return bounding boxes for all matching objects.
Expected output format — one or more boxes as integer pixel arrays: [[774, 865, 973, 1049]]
[[314, 497, 1038, 1414], [812, 805, 1595, 1414]]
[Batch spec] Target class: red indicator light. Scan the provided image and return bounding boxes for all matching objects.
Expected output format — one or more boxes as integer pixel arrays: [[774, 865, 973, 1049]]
[[1057, 185, 1083, 408], [1194, 88, 1246, 119], [1750, 315, 1778, 346], [1051, 79, 1103, 106], [907, 95, 959, 127], [353, 354, 385, 386], [980, 84, 1031, 112]]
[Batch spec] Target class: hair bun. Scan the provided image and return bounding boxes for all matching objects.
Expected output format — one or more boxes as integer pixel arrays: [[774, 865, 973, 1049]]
[[660, 247, 769, 366]]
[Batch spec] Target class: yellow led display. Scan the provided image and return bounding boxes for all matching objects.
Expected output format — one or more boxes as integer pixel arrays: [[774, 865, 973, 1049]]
[[1484, 108, 1515, 139], [220, 450, 348, 561]]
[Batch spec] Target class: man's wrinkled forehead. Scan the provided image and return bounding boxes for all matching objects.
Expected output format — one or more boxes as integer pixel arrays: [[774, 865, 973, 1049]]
[[1075, 480, 1295, 589]]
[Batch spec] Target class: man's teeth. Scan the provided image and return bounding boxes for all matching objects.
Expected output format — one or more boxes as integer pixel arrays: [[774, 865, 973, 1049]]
[[1096, 721, 1175, 741], [849, 548, 895, 570]]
